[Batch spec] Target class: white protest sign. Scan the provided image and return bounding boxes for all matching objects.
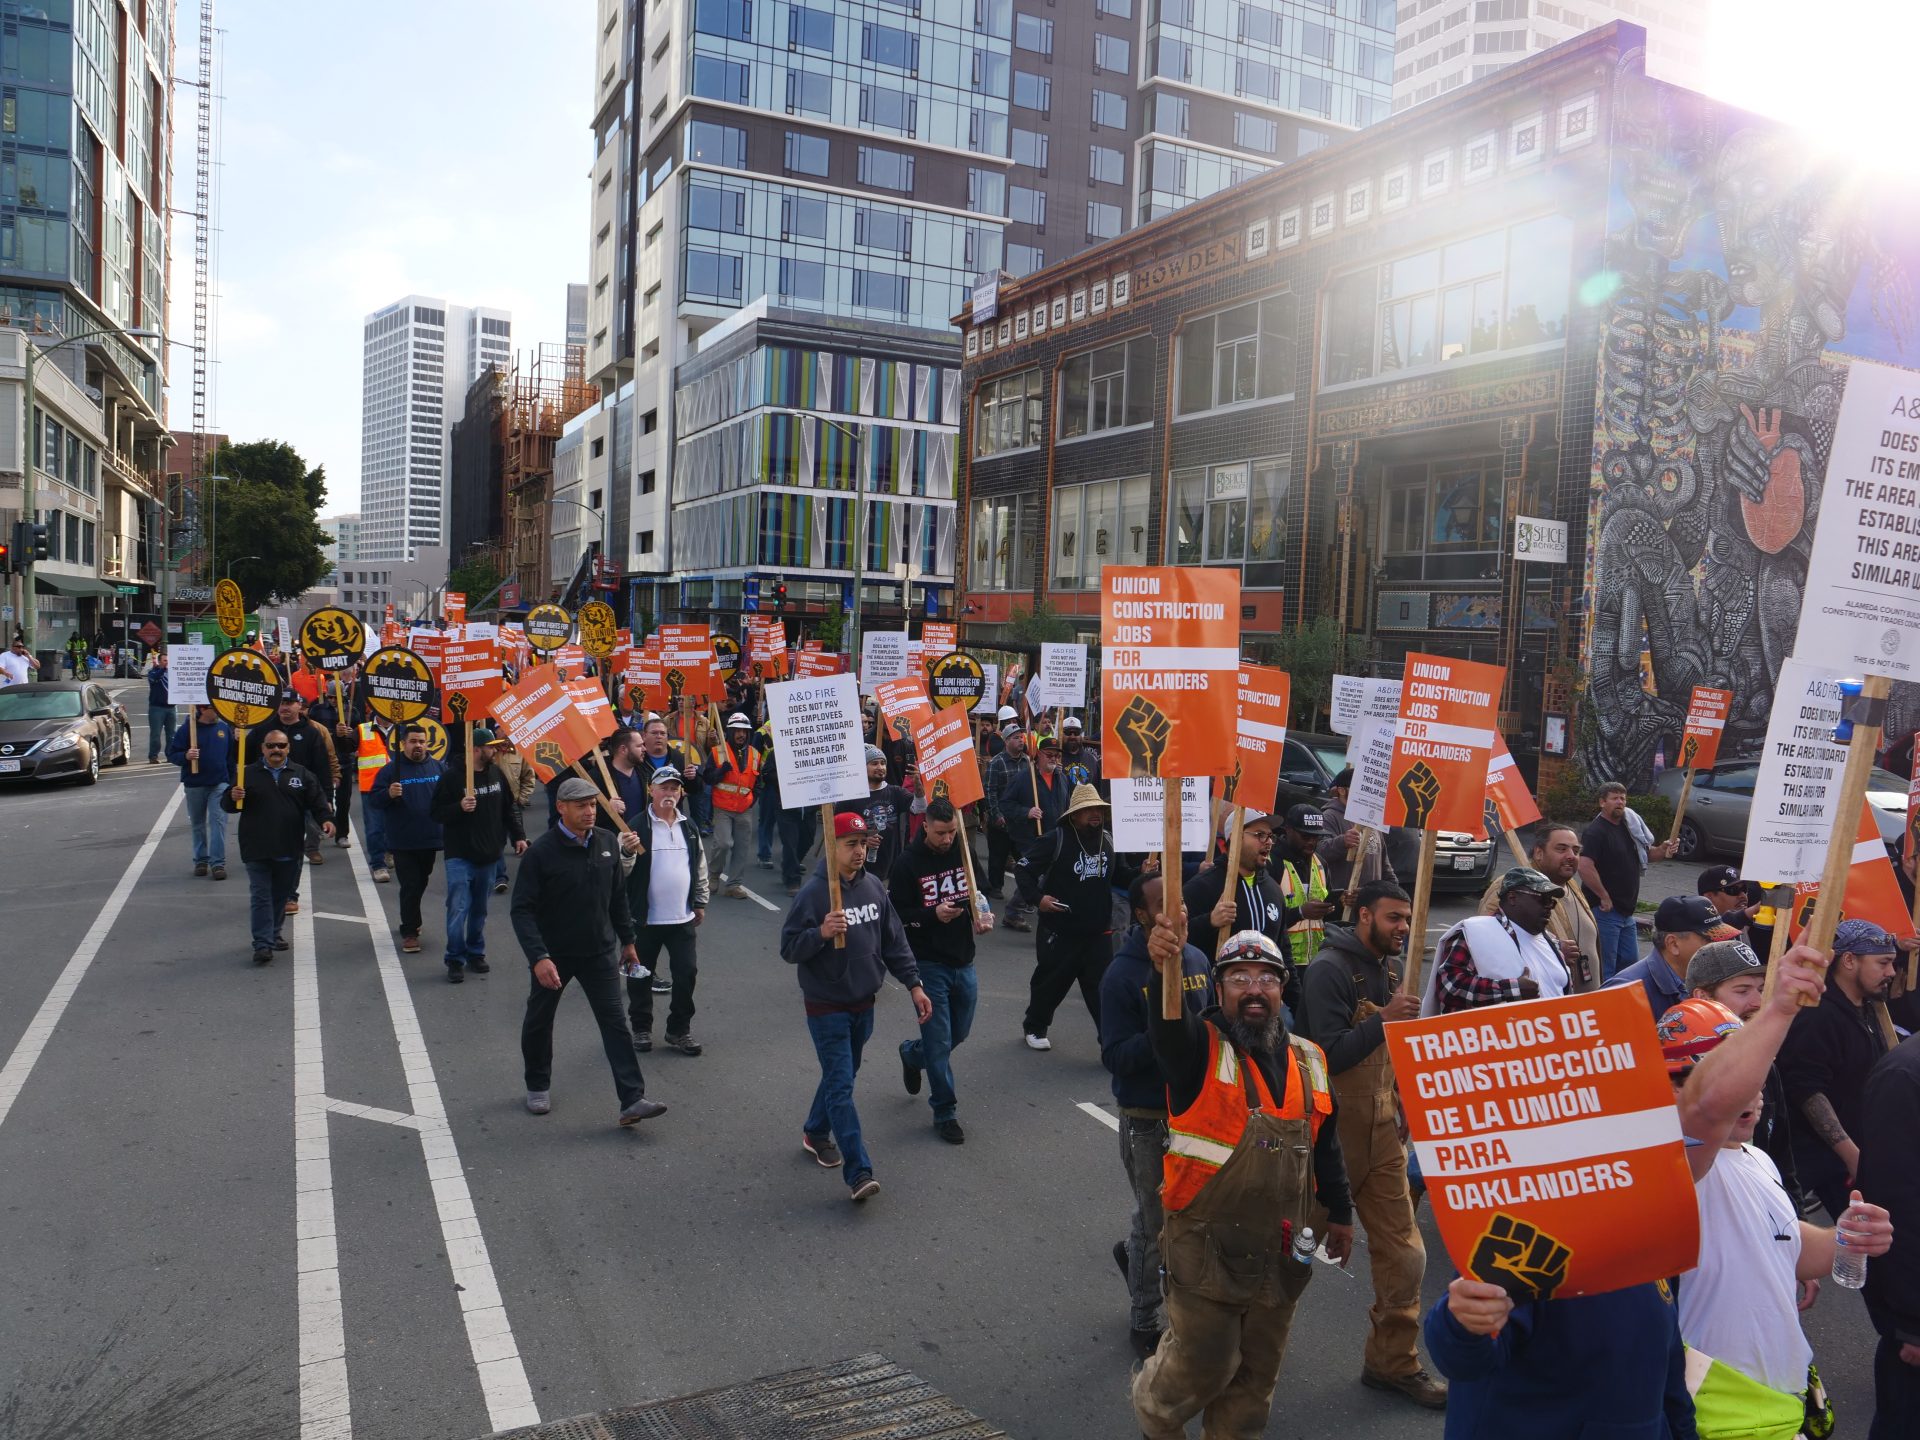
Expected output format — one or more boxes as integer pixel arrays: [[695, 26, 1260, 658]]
[[1792, 359, 1920, 678], [859, 630, 911, 696], [463, 621, 498, 643], [1331, 674, 1402, 740], [1038, 642, 1088, 709], [972, 662, 1000, 715], [275, 616, 292, 654], [1112, 776, 1211, 852], [167, 644, 215, 707], [1344, 717, 1397, 833], [1742, 658, 1850, 883], [765, 673, 870, 808]]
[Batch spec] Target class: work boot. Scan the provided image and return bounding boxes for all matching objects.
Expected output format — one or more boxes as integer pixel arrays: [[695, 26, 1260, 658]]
[[525, 1091, 550, 1115], [619, 1097, 668, 1126], [935, 1119, 965, 1144], [1129, 1327, 1162, 1361], [1361, 1369, 1448, 1410], [468, 956, 490, 974], [664, 1032, 702, 1057], [193, 862, 208, 877], [307, 850, 323, 866], [901, 1045, 923, 1095], [634, 1031, 653, 1053], [493, 878, 509, 894], [210, 866, 226, 880], [724, 883, 749, 899], [251, 949, 273, 966]]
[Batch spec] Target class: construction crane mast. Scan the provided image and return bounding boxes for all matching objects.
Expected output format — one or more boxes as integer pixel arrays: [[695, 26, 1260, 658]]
[[188, 0, 215, 591]]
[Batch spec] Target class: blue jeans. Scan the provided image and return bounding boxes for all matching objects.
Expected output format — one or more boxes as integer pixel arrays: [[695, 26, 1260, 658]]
[[184, 784, 227, 867], [245, 858, 302, 951], [148, 705, 174, 760], [1594, 907, 1640, 979], [804, 1006, 875, 1185], [756, 794, 778, 862], [691, 785, 713, 832], [443, 856, 493, 967], [493, 855, 508, 890], [360, 793, 388, 866], [900, 961, 977, 1124]]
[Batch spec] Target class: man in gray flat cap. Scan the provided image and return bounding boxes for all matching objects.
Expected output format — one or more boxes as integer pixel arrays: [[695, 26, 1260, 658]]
[[512, 774, 666, 1127]]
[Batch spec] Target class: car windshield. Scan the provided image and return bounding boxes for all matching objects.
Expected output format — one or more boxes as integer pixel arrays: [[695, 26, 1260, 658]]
[[1307, 742, 1347, 776], [1867, 768, 1908, 799], [0, 690, 82, 721]]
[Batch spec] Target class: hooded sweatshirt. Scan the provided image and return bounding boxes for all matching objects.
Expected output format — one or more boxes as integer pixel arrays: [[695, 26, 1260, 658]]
[[780, 863, 921, 1013], [1297, 924, 1404, 1076], [888, 830, 977, 969], [369, 754, 445, 851], [430, 761, 526, 864], [1098, 924, 1212, 1110], [1014, 820, 1123, 935]]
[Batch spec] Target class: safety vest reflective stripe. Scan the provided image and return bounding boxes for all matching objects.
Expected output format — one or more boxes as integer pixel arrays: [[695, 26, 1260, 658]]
[[356, 725, 388, 792], [1166, 1131, 1236, 1167], [1161, 1025, 1331, 1213], [1279, 856, 1329, 964]]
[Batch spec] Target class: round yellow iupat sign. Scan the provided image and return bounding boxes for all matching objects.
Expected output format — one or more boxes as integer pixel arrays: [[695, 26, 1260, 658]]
[[213, 578, 248, 639]]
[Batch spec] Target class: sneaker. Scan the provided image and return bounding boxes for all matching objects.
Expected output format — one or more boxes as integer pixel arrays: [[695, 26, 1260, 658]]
[[468, 956, 490, 974], [634, 1031, 653, 1053], [618, 1097, 668, 1126], [193, 862, 208, 877], [400, 935, 421, 954], [251, 949, 273, 966], [1112, 1240, 1130, 1282], [1129, 1327, 1163, 1361], [307, 850, 323, 866], [1361, 1369, 1449, 1410], [900, 1047, 923, 1095], [664, 1032, 703, 1057], [210, 866, 226, 880], [724, 883, 749, 900], [849, 1173, 881, 1203], [935, 1118, 965, 1144], [802, 1131, 841, 1168], [334, 837, 351, 848], [1004, 913, 1032, 933], [283, 899, 300, 915], [650, 977, 671, 993], [1025, 1032, 1052, 1051], [446, 965, 464, 984], [785, 883, 800, 896], [372, 867, 392, 883], [384, 852, 395, 867], [493, 879, 509, 894], [525, 1090, 551, 1115]]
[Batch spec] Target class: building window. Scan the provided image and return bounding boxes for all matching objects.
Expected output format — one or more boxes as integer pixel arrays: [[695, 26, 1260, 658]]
[[1234, 112, 1278, 155], [1086, 201, 1122, 240], [1167, 459, 1290, 587], [783, 131, 830, 177], [788, 5, 834, 51], [857, 145, 915, 192], [1176, 293, 1298, 416], [1321, 214, 1573, 386], [640, 469, 658, 494], [638, 530, 656, 554], [1095, 0, 1132, 15], [688, 183, 745, 233], [642, 410, 659, 434], [591, 437, 606, 458], [855, 208, 912, 254], [780, 192, 828, 239], [967, 167, 1007, 215], [1094, 33, 1131, 73], [1091, 89, 1127, 129], [692, 55, 750, 102], [693, 0, 752, 38], [688, 120, 747, 168], [862, 22, 920, 71], [1089, 145, 1124, 186], [974, 367, 1044, 457], [1008, 184, 1046, 227], [1051, 475, 1149, 591], [786, 68, 831, 115], [968, 493, 1038, 591], [1059, 337, 1153, 440], [1006, 243, 1045, 277], [778, 256, 827, 302], [1155, 36, 1193, 82], [1010, 127, 1048, 170], [861, 85, 917, 134], [1014, 14, 1053, 53], [1153, 92, 1189, 137], [852, 270, 910, 315], [1382, 458, 1504, 555]]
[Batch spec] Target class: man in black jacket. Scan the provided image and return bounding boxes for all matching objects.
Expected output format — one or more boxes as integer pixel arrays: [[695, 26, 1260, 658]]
[[512, 776, 665, 1127], [222, 728, 334, 964], [624, 765, 710, 1056], [1015, 782, 1124, 1051], [1098, 872, 1211, 1360], [1000, 733, 1069, 932], [1186, 810, 1290, 970], [430, 726, 527, 984], [892, 797, 993, 1144], [369, 724, 445, 954], [1858, 1032, 1920, 1436], [242, 689, 341, 873], [308, 667, 362, 849]]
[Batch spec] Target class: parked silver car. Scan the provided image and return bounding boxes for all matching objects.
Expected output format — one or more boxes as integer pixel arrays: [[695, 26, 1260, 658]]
[[0, 681, 133, 786], [1654, 759, 1910, 862]]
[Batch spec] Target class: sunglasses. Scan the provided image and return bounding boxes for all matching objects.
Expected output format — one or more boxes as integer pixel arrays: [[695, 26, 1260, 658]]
[[264, 743, 290, 750]]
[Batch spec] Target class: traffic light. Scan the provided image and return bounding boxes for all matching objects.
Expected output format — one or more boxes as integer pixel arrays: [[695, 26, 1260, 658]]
[[771, 579, 788, 612], [0, 539, 10, 575], [27, 522, 48, 561]]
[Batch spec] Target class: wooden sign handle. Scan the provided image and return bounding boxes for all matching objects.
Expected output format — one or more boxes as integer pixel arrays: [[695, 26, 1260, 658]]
[[1503, 827, 1531, 869], [188, 708, 199, 775], [1162, 778, 1185, 1020], [1667, 767, 1696, 846], [1343, 828, 1374, 923], [955, 809, 987, 923], [820, 801, 846, 949], [1796, 675, 1891, 1006], [1216, 804, 1246, 957], [463, 720, 475, 798], [1400, 826, 1441, 997], [569, 757, 635, 840]]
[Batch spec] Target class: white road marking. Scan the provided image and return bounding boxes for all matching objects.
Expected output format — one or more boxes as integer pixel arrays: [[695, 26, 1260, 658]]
[[1076, 1101, 1120, 1132], [737, 884, 781, 912], [0, 788, 183, 1131], [312, 911, 371, 926], [291, 899, 352, 1440], [344, 844, 540, 1432], [323, 1097, 426, 1130]]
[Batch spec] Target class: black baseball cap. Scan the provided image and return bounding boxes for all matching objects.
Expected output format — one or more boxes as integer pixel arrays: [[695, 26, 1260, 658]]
[[1653, 894, 1727, 938], [1284, 803, 1328, 835], [1696, 865, 1746, 896]]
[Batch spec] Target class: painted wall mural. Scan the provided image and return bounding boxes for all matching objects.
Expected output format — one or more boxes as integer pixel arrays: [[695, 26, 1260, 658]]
[[1584, 47, 1919, 786]]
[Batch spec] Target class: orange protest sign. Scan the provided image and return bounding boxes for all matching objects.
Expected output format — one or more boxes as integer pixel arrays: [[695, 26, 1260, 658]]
[[488, 665, 607, 782], [660, 623, 716, 705], [444, 592, 467, 626], [1384, 652, 1505, 832], [1099, 566, 1240, 779], [563, 676, 619, 743], [380, 620, 406, 649], [1786, 801, 1919, 942], [795, 648, 846, 679], [1479, 733, 1543, 838], [1679, 685, 1733, 770], [1387, 987, 1699, 1299], [1232, 665, 1291, 812], [552, 643, 587, 675], [408, 629, 446, 685], [911, 701, 986, 809], [920, 620, 958, 661], [626, 637, 664, 714], [875, 676, 935, 747], [439, 636, 506, 726], [746, 618, 789, 680]]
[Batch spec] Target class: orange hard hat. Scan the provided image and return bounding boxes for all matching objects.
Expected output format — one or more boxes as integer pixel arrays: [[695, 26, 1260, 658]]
[[1657, 998, 1742, 1076]]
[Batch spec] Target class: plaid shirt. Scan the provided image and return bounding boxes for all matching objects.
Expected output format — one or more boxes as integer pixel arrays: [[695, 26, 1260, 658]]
[[1435, 925, 1533, 1012]]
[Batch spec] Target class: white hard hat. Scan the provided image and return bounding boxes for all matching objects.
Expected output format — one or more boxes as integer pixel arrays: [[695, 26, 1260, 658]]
[[997, 705, 1018, 723], [726, 712, 751, 728]]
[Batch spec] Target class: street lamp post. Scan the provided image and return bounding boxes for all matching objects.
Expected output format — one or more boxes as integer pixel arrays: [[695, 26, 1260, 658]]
[[817, 418, 865, 665], [16, 323, 160, 651], [545, 494, 612, 605]]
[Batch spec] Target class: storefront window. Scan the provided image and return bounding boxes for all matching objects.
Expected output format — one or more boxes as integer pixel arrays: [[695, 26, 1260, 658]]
[[1176, 293, 1296, 415], [973, 367, 1043, 456], [1382, 459, 1502, 555], [1166, 458, 1288, 586], [968, 494, 1037, 590], [1052, 475, 1148, 590]]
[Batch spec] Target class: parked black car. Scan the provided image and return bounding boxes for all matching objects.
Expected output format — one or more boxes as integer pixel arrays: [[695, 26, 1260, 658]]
[[0, 681, 132, 786]]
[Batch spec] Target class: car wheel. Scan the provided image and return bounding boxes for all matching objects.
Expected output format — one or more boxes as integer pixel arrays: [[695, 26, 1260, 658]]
[[111, 722, 131, 766], [1676, 818, 1704, 862], [78, 742, 101, 786]]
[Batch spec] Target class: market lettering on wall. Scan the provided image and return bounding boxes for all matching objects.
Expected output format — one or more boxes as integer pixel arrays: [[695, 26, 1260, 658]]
[[1132, 232, 1244, 300], [1318, 371, 1560, 439]]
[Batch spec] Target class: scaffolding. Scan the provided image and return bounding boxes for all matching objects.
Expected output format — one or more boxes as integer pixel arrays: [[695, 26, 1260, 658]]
[[502, 343, 594, 601]]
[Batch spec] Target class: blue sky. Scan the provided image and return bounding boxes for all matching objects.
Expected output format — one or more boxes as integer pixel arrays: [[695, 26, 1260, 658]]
[[165, 0, 596, 517]]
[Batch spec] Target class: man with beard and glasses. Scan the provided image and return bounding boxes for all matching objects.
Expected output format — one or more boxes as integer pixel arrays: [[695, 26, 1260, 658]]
[[1184, 809, 1289, 974], [1299, 880, 1445, 1410], [1478, 821, 1599, 992], [1427, 867, 1572, 1015], [1778, 920, 1902, 1221], [1132, 924, 1353, 1440]]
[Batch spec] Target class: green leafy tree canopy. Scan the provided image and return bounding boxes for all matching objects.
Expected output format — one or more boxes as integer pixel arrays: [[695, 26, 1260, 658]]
[[209, 439, 333, 609], [1267, 615, 1372, 730]]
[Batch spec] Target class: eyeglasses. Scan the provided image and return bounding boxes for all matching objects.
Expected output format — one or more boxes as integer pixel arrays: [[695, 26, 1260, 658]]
[[263, 743, 290, 750], [1219, 972, 1284, 991]]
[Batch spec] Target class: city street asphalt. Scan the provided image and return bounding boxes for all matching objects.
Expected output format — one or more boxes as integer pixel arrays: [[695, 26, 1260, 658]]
[[0, 681, 1882, 1439]]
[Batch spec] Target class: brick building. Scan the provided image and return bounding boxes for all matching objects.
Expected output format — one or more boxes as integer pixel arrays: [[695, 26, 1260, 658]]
[[954, 22, 1920, 784]]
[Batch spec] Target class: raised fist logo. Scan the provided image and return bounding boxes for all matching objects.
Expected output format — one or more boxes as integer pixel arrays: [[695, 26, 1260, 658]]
[[931, 779, 950, 801], [533, 739, 566, 778], [666, 667, 686, 702], [1678, 734, 1698, 768], [445, 692, 469, 723], [750, 662, 764, 681], [1115, 696, 1172, 778], [1469, 1213, 1572, 1300], [1225, 759, 1243, 806], [892, 716, 912, 742], [627, 684, 645, 712], [1396, 760, 1442, 829]]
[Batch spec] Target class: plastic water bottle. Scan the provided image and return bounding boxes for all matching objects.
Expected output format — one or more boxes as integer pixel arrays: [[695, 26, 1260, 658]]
[[1831, 1206, 1868, 1290], [1291, 1226, 1316, 1268], [972, 890, 993, 926]]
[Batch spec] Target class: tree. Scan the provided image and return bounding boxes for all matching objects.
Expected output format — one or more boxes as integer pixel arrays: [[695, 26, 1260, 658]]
[[209, 439, 333, 609], [1008, 597, 1077, 646], [810, 606, 845, 652], [445, 554, 501, 609], [1267, 616, 1372, 730]]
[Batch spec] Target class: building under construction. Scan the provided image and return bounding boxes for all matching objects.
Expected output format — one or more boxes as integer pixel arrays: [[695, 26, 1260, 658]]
[[502, 343, 594, 602]]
